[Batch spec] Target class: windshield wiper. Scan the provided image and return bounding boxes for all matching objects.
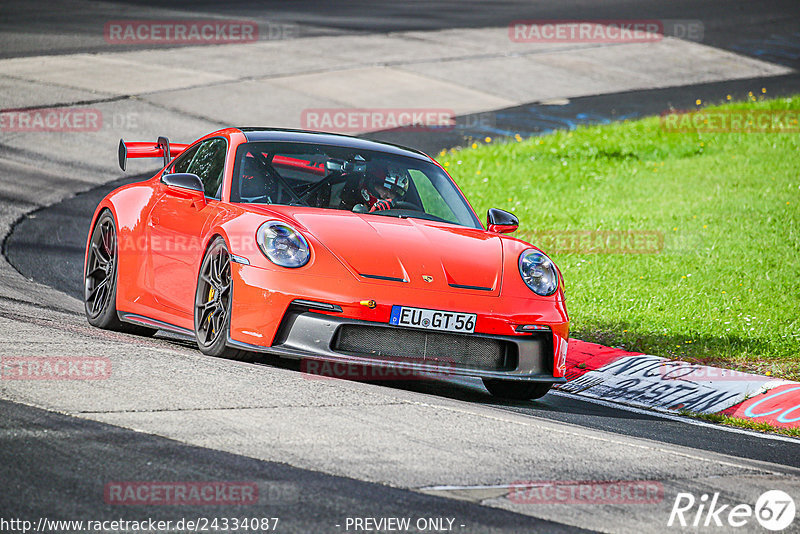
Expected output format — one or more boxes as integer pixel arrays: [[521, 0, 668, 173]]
[[370, 209, 450, 224]]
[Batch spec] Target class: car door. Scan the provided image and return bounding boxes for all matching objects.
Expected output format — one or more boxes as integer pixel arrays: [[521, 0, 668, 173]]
[[148, 137, 227, 316]]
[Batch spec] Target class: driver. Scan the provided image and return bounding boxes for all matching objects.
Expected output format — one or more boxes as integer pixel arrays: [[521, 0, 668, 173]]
[[360, 164, 411, 212]]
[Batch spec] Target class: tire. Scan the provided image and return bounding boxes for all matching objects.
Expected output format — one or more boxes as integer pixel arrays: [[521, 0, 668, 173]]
[[84, 210, 157, 336], [194, 236, 253, 361], [482, 379, 552, 400]]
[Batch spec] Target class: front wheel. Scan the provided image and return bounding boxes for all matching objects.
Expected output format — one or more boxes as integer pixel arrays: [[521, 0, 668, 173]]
[[482, 379, 552, 400], [194, 237, 253, 361]]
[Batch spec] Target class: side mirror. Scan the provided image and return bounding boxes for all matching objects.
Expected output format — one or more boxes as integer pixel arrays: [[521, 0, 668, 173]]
[[487, 208, 518, 234], [162, 173, 206, 209]]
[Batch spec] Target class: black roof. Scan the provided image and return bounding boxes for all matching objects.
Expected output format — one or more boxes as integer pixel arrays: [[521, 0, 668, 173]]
[[236, 128, 430, 161]]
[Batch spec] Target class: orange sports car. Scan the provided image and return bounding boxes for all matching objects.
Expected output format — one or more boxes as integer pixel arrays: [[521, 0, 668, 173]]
[[84, 128, 569, 399]]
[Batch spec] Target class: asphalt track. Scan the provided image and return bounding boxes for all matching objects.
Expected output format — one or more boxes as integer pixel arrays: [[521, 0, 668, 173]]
[[4, 0, 800, 64], [3, 1, 800, 533], [1, 399, 586, 533]]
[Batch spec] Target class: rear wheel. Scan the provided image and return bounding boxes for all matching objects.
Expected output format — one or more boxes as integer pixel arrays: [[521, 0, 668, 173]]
[[482, 379, 552, 400], [84, 210, 156, 336], [194, 237, 253, 361]]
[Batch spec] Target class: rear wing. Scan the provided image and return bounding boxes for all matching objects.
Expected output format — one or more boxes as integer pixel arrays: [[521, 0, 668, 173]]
[[118, 136, 189, 171]]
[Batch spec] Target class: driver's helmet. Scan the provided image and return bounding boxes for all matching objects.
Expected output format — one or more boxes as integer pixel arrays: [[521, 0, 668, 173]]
[[366, 163, 410, 201]]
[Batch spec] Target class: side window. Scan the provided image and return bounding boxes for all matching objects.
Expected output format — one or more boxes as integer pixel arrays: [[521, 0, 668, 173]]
[[169, 144, 200, 174], [186, 138, 227, 198]]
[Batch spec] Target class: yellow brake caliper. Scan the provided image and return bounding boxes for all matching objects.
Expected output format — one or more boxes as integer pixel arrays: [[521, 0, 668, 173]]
[[207, 286, 216, 332]]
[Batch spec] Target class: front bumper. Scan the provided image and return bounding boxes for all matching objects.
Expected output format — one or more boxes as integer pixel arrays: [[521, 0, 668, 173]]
[[228, 263, 569, 381], [228, 309, 566, 382]]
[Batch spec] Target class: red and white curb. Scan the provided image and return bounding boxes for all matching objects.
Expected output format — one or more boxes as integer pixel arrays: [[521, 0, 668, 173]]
[[555, 340, 800, 429]]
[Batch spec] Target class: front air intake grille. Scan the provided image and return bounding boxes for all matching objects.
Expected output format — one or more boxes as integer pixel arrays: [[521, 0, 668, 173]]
[[332, 325, 516, 371]]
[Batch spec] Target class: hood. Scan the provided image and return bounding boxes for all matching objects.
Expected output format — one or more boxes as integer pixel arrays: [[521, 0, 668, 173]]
[[291, 211, 503, 294]]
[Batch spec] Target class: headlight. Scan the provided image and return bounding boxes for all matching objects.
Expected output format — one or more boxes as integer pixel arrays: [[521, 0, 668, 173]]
[[256, 221, 310, 268], [518, 249, 558, 296]]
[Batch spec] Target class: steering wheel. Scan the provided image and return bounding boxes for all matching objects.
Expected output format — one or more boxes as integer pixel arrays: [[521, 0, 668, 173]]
[[391, 200, 421, 211]]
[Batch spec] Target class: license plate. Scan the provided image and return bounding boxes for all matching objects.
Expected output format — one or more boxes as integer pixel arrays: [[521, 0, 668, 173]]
[[389, 306, 476, 333]]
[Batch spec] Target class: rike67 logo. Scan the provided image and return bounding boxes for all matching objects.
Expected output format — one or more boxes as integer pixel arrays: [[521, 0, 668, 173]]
[[668, 490, 796, 531]]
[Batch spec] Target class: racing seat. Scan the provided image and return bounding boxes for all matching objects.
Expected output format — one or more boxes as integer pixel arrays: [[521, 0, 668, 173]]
[[239, 156, 272, 203], [332, 174, 366, 210]]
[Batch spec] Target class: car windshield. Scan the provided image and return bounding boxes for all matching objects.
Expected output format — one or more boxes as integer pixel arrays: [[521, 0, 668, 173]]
[[230, 141, 481, 229]]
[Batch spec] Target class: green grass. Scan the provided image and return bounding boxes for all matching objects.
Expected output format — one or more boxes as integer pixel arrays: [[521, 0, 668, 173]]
[[438, 94, 800, 381]]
